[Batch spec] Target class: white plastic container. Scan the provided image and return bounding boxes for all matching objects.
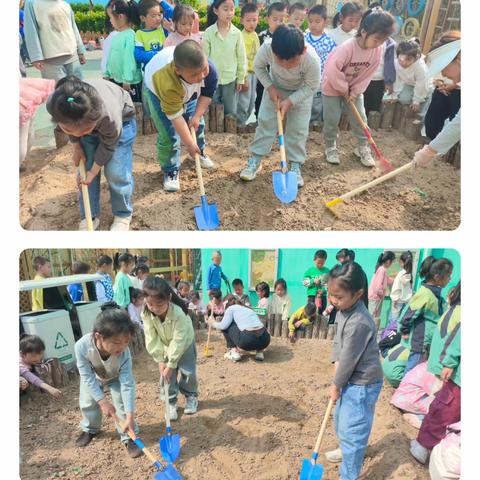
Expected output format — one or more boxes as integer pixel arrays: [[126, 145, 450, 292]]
[[75, 301, 102, 335], [20, 310, 76, 367]]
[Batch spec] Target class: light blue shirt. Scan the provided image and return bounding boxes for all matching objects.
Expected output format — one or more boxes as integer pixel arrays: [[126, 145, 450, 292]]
[[212, 305, 264, 331]]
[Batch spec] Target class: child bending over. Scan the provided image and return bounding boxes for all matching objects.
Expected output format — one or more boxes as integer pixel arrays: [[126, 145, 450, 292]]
[[288, 302, 316, 343]]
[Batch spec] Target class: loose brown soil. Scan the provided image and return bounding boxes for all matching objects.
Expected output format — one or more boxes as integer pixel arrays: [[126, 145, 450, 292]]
[[20, 130, 460, 231], [20, 333, 430, 480]]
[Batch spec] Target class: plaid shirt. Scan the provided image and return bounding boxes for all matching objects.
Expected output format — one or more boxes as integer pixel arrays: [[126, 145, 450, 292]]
[[304, 31, 336, 77]]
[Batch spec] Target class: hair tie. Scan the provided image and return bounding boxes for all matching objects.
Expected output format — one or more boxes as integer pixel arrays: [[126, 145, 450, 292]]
[[67, 97, 75, 103]]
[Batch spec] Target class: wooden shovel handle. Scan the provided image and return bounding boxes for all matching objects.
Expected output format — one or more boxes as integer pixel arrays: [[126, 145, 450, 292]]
[[312, 398, 335, 457], [347, 99, 368, 130], [162, 376, 172, 430], [206, 321, 213, 348], [276, 102, 288, 172], [190, 127, 205, 197], [78, 159, 94, 231]]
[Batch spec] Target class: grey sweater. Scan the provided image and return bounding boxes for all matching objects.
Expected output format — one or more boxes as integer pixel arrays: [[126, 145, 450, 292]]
[[331, 300, 383, 388], [253, 42, 320, 106], [47, 79, 135, 167]]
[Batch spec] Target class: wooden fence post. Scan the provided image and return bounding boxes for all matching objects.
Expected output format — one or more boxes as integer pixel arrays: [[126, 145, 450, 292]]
[[282, 320, 289, 338], [367, 111, 381, 130], [381, 102, 396, 129], [319, 316, 329, 339], [273, 314, 282, 337], [215, 104, 225, 133]]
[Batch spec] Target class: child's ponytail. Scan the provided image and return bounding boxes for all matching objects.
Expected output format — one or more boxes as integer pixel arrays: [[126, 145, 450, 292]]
[[108, 0, 140, 27], [143, 276, 189, 315], [94, 301, 135, 338], [396, 38, 422, 60], [375, 251, 395, 272], [419, 257, 453, 283]]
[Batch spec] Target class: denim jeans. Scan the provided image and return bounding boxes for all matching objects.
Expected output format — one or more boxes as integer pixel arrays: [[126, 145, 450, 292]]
[[165, 342, 198, 404], [335, 381, 383, 480], [41, 59, 83, 82], [145, 88, 205, 173], [404, 351, 423, 376], [237, 73, 257, 125], [79, 378, 139, 443], [213, 80, 238, 117], [79, 118, 136, 220]]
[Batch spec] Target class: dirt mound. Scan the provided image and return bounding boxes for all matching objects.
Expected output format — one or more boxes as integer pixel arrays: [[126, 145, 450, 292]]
[[20, 333, 429, 480], [20, 130, 460, 231]]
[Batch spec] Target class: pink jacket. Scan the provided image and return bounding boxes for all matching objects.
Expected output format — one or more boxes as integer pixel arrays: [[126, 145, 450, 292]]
[[322, 38, 382, 97], [368, 265, 393, 301], [164, 31, 202, 48], [19, 78, 55, 126]]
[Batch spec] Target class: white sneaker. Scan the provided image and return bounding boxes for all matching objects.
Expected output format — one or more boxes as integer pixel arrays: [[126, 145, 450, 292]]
[[168, 403, 178, 421], [325, 147, 340, 165], [164, 170, 180, 192], [255, 351, 265, 362], [290, 162, 304, 187], [184, 396, 198, 414], [78, 217, 100, 231], [189, 153, 214, 169], [240, 157, 261, 181], [325, 448, 343, 463], [354, 145, 375, 167], [224, 349, 241, 362], [110, 216, 131, 231], [410, 440, 429, 464]]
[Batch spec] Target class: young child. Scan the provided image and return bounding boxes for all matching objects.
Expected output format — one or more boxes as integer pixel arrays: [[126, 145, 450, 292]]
[[368, 251, 395, 331], [304, 5, 336, 124], [176, 280, 191, 306], [240, 24, 320, 187], [270, 278, 291, 321], [255, 2, 287, 116], [389, 251, 413, 323], [207, 251, 229, 296], [384, 39, 432, 114], [95, 255, 115, 303], [20, 334, 62, 398], [326, 262, 383, 476], [113, 253, 135, 309], [237, 3, 260, 126], [207, 288, 225, 317], [144, 41, 218, 192], [303, 250, 330, 312], [189, 291, 207, 316], [130, 263, 150, 289], [399, 256, 452, 375], [288, 3, 307, 30], [336, 248, 355, 264], [142, 276, 198, 420], [68, 261, 91, 302], [232, 278, 251, 306], [128, 288, 145, 328], [328, 1, 363, 46], [74, 302, 142, 458], [47, 76, 137, 231], [164, 4, 202, 47], [134, 0, 166, 68], [104, 0, 143, 102], [31, 256, 52, 311], [203, 0, 247, 118], [288, 302, 316, 343], [322, 7, 395, 166], [255, 282, 270, 311]]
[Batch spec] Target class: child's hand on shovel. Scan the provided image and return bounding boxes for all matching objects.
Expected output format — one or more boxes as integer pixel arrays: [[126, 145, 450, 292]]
[[329, 384, 341, 403], [186, 141, 201, 160], [278, 98, 293, 117], [161, 366, 174, 384], [98, 399, 117, 418], [121, 413, 136, 436]]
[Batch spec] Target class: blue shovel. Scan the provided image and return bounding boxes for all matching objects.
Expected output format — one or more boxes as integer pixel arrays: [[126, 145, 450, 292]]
[[112, 414, 183, 480], [272, 106, 298, 204], [191, 127, 220, 230], [299, 398, 334, 480], [160, 378, 181, 463]]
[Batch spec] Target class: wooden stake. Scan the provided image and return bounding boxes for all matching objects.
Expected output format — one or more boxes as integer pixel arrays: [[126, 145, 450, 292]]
[[215, 104, 225, 133], [313, 315, 321, 339], [209, 104, 217, 132], [305, 323, 313, 339], [405, 119, 424, 142], [274, 314, 282, 337], [381, 102, 396, 129], [367, 111, 381, 130], [204, 108, 210, 133], [282, 320, 289, 338], [225, 114, 237, 134], [319, 316, 329, 339]]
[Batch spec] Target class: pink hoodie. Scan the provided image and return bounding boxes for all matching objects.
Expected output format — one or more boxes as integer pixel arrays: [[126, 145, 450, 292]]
[[19, 78, 55, 125], [322, 37, 383, 97], [368, 265, 393, 301]]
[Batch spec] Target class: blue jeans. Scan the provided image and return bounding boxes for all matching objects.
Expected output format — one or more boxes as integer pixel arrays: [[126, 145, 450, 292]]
[[41, 59, 83, 82], [166, 342, 198, 403], [335, 381, 383, 480], [79, 118, 136, 220], [404, 351, 423, 376]]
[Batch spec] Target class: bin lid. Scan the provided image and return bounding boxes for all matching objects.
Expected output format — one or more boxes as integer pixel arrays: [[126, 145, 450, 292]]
[[20, 274, 103, 292]]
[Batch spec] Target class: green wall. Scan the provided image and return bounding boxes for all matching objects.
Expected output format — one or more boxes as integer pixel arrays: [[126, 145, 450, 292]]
[[201, 249, 460, 323]]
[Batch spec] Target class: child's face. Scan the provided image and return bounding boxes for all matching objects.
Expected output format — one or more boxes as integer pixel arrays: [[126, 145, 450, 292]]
[[22, 351, 43, 364], [275, 285, 286, 297], [192, 296, 199, 305], [38, 262, 52, 277], [133, 296, 144, 307], [308, 14, 326, 36], [289, 9, 306, 29], [176, 59, 209, 84], [256, 288, 265, 298], [384, 259, 394, 269], [234, 284, 244, 296], [176, 15, 194, 36], [267, 9, 286, 32], [340, 13, 362, 32], [398, 259, 405, 269], [58, 121, 96, 138], [214, 0, 235, 24], [398, 54, 416, 69], [360, 31, 389, 49], [179, 285, 190, 297], [274, 50, 305, 69], [146, 295, 170, 317], [241, 12, 259, 33], [212, 254, 222, 266], [142, 6, 163, 30], [123, 261, 135, 274], [108, 10, 128, 30], [137, 271, 148, 281], [95, 332, 131, 357], [442, 55, 461, 84], [434, 270, 453, 288], [99, 263, 112, 274], [314, 257, 326, 269], [327, 278, 364, 311]]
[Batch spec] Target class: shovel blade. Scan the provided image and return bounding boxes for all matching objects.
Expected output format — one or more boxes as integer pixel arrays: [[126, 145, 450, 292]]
[[194, 195, 219, 230], [160, 433, 181, 463], [153, 463, 183, 480], [204, 346, 213, 357], [272, 171, 298, 204], [299, 458, 324, 480]]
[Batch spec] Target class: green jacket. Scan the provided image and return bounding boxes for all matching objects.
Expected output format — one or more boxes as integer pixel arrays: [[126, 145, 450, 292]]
[[142, 303, 195, 369], [113, 272, 133, 309], [398, 284, 446, 354], [303, 266, 329, 297], [382, 341, 410, 388], [440, 323, 461, 387], [427, 304, 461, 378]]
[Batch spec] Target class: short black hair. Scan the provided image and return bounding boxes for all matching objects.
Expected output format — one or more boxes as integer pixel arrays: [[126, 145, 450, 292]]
[[97, 255, 113, 267], [135, 263, 150, 275], [356, 7, 394, 38], [267, 2, 286, 17], [255, 281, 270, 298], [397, 38, 422, 59], [271, 24, 305, 60], [20, 334, 45, 354], [174, 39, 207, 70], [288, 2, 305, 15], [308, 4, 327, 19], [33, 256, 49, 271], [130, 288, 144, 302], [210, 288, 222, 300], [274, 278, 287, 291], [304, 303, 317, 317], [138, 0, 160, 18], [241, 3, 258, 17], [232, 278, 244, 287], [94, 302, 136, 339], [172, 4, 195, 24], [72, 260, 90, 275], [314, 250, 327, 260]]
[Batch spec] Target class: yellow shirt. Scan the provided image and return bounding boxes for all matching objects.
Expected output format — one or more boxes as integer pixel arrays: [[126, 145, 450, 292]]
[[242, 30, 260, 73], [288, 306, 312, 333], [31, 274, 45, 311]]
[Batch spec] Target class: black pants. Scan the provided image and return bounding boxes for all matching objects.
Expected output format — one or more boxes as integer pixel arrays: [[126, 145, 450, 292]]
[[109, 79, 143, 103], [424, 88, 461, 140], [364, 80, 385, 118], [223, 322, 271, 351], [255, 81, 264, 117]]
